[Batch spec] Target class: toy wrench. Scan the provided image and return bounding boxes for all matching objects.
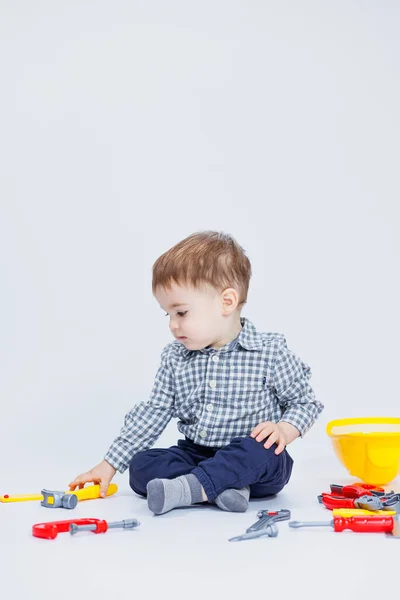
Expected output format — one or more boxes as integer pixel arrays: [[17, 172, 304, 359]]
[[246, 509, 291, 532], [229, 524, 279, 542], [228, 509, 291, 542]]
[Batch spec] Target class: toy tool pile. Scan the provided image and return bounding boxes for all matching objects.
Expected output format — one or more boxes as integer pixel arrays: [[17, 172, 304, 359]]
[[318, 483, 400, 512], [288, 482, 400, 538]]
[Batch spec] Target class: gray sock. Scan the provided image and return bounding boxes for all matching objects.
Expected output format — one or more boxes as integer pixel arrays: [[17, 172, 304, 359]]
[[147, 474, 204, 515], [214, 486, 250, 512]]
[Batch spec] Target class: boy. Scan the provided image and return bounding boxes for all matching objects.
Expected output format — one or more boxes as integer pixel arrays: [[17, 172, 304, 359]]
[[69, 231, 323, 515]]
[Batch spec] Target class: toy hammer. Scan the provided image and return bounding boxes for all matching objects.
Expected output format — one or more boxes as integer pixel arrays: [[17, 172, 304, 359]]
[[1, 484, 118, 508]]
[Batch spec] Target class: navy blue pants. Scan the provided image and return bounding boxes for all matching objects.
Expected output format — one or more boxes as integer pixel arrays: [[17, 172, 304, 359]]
[[129, 436, 293, 502]]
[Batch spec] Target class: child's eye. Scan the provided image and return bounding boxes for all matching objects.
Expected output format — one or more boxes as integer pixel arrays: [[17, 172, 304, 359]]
[[177, 311, 188, 317]]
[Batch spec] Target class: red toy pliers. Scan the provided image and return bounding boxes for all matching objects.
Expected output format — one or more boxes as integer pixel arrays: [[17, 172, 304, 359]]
[[319, 493, 384, 511], [318, 484, 400, 511]]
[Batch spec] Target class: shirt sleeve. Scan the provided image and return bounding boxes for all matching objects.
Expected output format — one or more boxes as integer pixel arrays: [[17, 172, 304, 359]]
[[104, 345, 176, 473], [272, 340, 324, 436]]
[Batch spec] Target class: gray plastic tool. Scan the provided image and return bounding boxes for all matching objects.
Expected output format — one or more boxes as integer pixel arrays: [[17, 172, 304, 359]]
[[69, 518, 140, 535], [229, 524, 278, 542], [246, 508, 291, 532], [41, 489, 78, 509], [229, 508, 291, 542]]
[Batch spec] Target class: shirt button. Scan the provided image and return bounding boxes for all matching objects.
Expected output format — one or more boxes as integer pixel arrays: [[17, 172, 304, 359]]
[[209, 380, 217, 388], [200, 430, 207, 438], [206, 403, 213, 411], [212, 355, 219, 362]]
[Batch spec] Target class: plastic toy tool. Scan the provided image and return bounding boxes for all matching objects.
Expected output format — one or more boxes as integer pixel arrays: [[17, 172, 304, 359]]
[[229, 509, 291, 542], [0, 483, 117, 505], [330, 483, 387, 497], [32, 518, 140, 540], [289, 515, 399, 535], [318, 492, 400, 512], [333, 508, 397, 517]]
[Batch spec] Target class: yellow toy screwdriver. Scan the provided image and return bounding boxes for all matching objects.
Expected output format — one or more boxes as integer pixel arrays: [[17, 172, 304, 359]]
[[0, 483, 118, 505]]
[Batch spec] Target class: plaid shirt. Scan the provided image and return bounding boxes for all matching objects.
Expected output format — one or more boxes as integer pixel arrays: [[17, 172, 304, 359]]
[[105, 318, 324, 473]]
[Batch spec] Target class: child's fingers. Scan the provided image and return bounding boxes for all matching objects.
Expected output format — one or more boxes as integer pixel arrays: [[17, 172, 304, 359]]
[[250, 423, 264, 438], [100, 480, 110, 498], [274, 440, 286, 455], [68, 472, 91, 490], [263, 430, 278, 448], [255, 424, 274, 442]]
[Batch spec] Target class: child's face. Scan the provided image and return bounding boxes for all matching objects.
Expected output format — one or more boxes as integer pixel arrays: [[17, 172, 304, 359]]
[[155, 282, 233, 350]]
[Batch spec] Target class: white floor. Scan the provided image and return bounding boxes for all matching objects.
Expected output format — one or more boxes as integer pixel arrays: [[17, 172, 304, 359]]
[[1, 450, 399, 600]]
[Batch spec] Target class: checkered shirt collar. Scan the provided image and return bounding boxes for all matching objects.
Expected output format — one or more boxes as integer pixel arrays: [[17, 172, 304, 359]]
[[179, 317, 264, 357]]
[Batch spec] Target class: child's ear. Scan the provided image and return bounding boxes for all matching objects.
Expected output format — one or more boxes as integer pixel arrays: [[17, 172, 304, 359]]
[[221, 288, 239, 315]]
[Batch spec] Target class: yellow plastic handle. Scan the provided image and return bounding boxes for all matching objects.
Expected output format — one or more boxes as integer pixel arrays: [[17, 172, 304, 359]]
[[67, 483, 118, 501], [332, 508, 397, 517], [0, 493, 44, 503]]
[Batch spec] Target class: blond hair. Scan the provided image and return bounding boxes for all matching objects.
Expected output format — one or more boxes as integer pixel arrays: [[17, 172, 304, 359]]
[[152, 231, 252, 307]]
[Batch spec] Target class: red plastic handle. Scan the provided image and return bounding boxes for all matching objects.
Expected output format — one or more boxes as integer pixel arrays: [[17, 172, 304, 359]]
[[330, 484, 384, 498], [93, 520, 108, 534], [32, 518, 103, 539], [321, 495, 355, 510], [333, 515, 394, 533]]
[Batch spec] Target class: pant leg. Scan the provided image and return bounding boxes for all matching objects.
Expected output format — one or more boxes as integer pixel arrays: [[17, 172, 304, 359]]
[[191, 436, 294, 501], [129, 438, 216, 496], [249, 456, 293, 498]]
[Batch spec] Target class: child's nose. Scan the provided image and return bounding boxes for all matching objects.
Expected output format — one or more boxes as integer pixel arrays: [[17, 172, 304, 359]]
[[169, 319, 179, 331]]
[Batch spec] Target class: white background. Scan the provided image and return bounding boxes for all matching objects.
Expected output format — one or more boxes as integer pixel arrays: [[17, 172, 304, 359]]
[[0, 2, 399, 598]]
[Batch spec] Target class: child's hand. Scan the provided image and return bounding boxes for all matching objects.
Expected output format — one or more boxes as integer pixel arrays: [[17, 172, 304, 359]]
[[250, 421, 288, 455], [68, 460, 117, 498]]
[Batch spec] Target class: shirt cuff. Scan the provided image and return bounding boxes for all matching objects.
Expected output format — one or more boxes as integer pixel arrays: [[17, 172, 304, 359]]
[[278, 412, 311, 438], [104, 450, 129, 474]]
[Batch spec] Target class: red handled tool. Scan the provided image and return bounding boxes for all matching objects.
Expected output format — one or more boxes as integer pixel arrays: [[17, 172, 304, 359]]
[[319, 494, 382, 511], [329, 484, 388, 498], [318, 492, 400, 511], [289, 515, 397, 533], [32, 518, 140, 539]]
